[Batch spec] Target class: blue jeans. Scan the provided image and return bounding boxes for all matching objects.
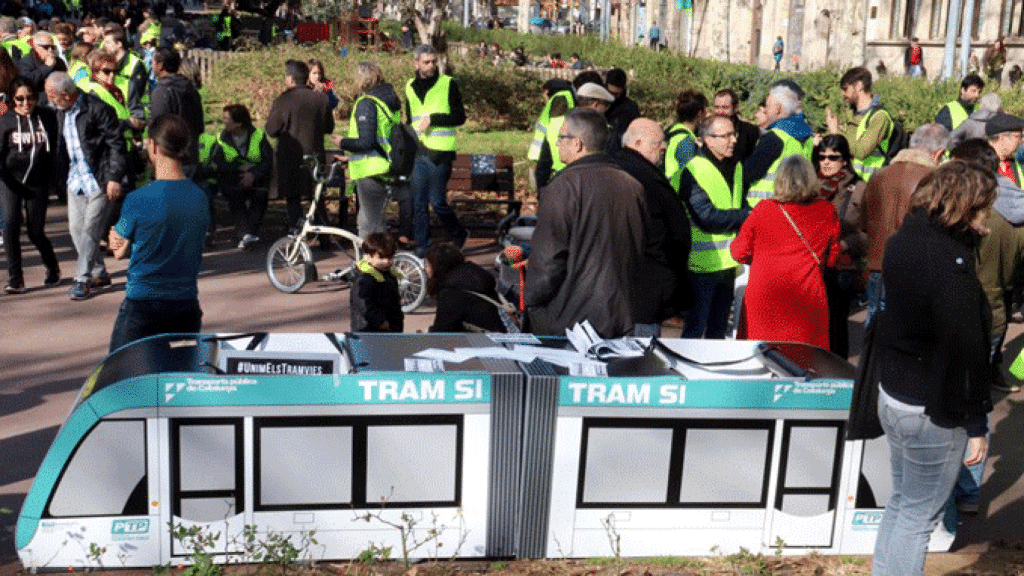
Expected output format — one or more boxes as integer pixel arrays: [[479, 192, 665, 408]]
[[682, 269, 735, 339], [109, 298, 203, 353], [872, 395, 968, 576], [411, 155, 464, 254], [864, 271, 886, 329]]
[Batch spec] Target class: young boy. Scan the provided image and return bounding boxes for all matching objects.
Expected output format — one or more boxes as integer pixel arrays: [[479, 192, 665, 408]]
[[349, 232, 404, 332]]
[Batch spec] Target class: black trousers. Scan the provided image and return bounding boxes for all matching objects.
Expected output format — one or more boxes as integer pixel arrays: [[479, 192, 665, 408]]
[[1, 183, 58, 282]]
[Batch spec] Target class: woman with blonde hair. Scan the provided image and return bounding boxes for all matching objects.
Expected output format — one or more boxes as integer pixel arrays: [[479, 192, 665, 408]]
[[731, 155, 841, 348], [866, 160, 994, 576], [330, 61, 403, 239]]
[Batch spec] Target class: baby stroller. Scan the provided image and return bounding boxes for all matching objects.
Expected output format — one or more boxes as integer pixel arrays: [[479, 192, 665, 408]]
[[495, 214, 536, 317]]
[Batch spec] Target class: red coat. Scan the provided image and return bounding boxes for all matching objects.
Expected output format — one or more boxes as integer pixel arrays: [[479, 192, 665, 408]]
[[731, 199, 841, 349]]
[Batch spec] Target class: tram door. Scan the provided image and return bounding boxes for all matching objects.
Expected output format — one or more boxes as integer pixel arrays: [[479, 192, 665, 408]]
[[163, 418, 246, 559], [767, 421, 844, 549]]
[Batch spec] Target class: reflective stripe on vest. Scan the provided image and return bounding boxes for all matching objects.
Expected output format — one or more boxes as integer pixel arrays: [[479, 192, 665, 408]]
[[406, 74, 457, 151], [347, 95, 397, 180], [218, 16, 232, 40], [748, 128, 809, 206], [116, 53, 144, 103], [69, 61, 91, 87], [198, 133, 216, 165], [675, 156, 744, 273], [528, 90, 574, 161], [851, 108, 893, 181], [217, 128, 266, 166], [664, 122, 696, 178], [947, 100, 969, 130]]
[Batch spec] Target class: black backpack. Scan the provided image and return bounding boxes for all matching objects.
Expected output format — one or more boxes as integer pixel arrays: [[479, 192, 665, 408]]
[[868, 108, 909, 165], [364, 97, 418, 178]]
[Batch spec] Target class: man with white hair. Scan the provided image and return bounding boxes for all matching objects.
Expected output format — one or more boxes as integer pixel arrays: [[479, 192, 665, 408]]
[[950, 92, 1003, 146], [860, 123, 949, 326], [744, 80, 813, 206], [18, 31, 66, 105]]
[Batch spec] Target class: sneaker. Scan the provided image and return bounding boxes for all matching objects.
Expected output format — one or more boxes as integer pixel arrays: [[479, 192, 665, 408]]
[[993, 380, 1022, 393], [5, 279, 26, 294], [91, 275, 112, 290], [238, 233, 260, 249], [69, 281, 91, 300], [44, 268, 60, 287]]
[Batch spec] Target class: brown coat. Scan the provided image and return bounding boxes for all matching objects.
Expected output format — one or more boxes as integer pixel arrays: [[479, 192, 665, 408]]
[[860, 149, 937, 272], [525, 153, 648, 338], [265, 85, 334, 199], [820, 172, 867, 269]]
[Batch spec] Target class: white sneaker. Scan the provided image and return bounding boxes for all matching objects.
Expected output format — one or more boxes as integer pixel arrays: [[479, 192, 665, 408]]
[[238, 234, 260, 249]]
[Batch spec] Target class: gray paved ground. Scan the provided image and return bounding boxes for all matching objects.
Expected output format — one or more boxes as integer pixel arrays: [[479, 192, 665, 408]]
[[2, 203, 1024, 573]]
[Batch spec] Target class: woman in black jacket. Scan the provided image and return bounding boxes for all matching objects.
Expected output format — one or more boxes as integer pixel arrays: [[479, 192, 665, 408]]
[[870, 160, 994, 576], [426, 243, 506, 333], [0, 76, 60, 293]]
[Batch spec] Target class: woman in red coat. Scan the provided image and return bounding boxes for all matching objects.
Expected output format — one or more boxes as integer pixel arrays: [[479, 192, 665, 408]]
[[731, 155, 841, 349]]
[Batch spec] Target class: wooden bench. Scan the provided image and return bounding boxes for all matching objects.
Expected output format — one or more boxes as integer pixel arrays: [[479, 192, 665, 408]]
[[448, 153, 520, 235]]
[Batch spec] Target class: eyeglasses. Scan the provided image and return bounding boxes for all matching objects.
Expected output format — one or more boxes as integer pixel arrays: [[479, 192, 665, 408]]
[[817, 153, 843, 161], [13, 95, 35, 102], [706, 132, 736, 139]]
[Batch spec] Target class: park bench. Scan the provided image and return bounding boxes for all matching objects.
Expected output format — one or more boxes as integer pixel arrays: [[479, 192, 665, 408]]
[[447, 153, 520, 236]]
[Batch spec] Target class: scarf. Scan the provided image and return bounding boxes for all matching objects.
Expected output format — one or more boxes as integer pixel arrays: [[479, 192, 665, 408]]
[[818, 167, 853, 201]]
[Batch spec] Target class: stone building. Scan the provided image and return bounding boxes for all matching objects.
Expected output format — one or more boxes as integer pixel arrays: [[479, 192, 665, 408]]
[[622, 0, 1006, 78]]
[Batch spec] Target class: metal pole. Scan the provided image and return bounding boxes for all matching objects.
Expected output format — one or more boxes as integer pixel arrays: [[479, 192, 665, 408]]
[[959, 0, 975, 77], [941, 0, 962, 79], [463, 0, 470, 27]]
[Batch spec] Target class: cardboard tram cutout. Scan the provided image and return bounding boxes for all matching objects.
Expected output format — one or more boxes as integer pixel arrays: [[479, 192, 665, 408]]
[[15, 333, 953, 569]]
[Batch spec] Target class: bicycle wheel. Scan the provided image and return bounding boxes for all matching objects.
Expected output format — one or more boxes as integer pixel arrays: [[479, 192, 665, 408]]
[[266, 236, 315, 293], [393, 252, 428, 313]]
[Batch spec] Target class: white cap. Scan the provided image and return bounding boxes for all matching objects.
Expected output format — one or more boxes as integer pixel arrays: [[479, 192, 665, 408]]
[[576, 82, 614, 102]]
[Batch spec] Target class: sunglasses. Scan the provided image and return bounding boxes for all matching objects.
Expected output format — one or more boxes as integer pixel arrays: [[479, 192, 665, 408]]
[[13, 95, 36, 102], [37, 44, 55, 50], [817, 153, 843, 161], [97, 68, 116, 74]]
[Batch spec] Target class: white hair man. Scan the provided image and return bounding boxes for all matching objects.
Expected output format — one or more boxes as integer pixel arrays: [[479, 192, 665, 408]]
[[744, 80, 814, 206]]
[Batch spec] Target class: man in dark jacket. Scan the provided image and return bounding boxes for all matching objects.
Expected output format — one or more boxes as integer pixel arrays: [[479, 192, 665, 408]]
[[525, 107, 647, 338], [604, 67, 640, 155], [713, 88, 759, 162], [616, 118, 692, 334], [45, 71, 126, 301], [266, 59, 334, 227], [149, 48, 203, 168], [19, 31, 66, 106], [860, 122, 948, 326]]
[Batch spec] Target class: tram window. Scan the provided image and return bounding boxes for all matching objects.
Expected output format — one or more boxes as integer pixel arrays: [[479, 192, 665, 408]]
[[366, 425, 457, 503], [49, 420, 147, 517], [783, 427, 837, 488], [260, 426, 353, 506], [180, 425, 235, 492], [679, 428, 769, 504], [180, 497, 236, 523], [780, 493, 831, 516], [582, 428, 672, 503]]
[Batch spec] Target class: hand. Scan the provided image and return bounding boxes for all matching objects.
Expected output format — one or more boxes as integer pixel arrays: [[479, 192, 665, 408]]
[[965, 436, 988, 466], [330, 153, 349, 163], [106, 181, 122, 201], [418, 116, 430, 133], [128, 117, 144, 130], [43, 52, 56, 67], [825, 108, 839, 133], [108, 227, 127, 251], [330, 134, 343, 147]]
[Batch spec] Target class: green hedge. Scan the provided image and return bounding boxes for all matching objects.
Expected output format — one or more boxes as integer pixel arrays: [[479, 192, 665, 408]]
[[201, 38, 1023, 137]]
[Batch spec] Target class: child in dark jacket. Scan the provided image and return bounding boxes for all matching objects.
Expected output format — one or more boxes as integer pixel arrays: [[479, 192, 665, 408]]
[[349, 232, 404, 332]]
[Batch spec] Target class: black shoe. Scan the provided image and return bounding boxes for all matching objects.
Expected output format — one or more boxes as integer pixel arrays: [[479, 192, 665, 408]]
[[44, 268, 60, 287], [91, 275, 112, 289], [5, 279, 26, 294], [454, 228, 469, 250]]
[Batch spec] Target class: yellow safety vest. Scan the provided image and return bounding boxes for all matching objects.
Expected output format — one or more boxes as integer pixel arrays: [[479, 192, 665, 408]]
[[406, 74, 457, 152], [528, 90, 574, 161], [3, 38, 29, 59], [945, 100, 969, 130], [116, 52, 145, 106], [543, 115, 567, 174], [346, 95, 397, 180], [140, 22, 162, 46], [217, 15, 233, 40], [664, 122, 696, 178], [851, 109, 894, 181], [83, 80, 133, 150], [217, 128, 266, 166], [747, 128, 810, 206], [198, 133, 216, 165], [674, 156, 744, 273]]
